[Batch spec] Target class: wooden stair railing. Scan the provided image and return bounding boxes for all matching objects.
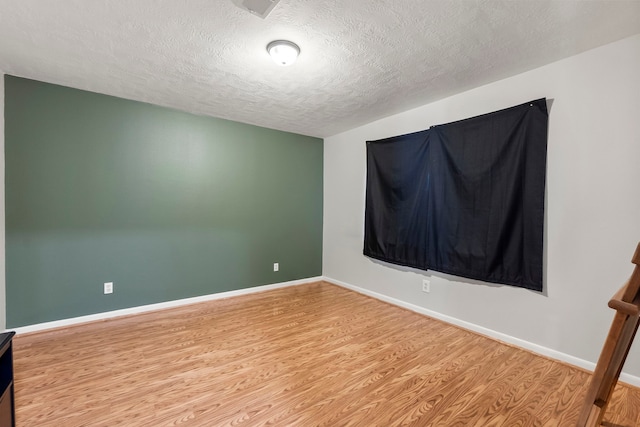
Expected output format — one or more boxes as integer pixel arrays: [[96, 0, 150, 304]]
[[577, 242, 640, 426]]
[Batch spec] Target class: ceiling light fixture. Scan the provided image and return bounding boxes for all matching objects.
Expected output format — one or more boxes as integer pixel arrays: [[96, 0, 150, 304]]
[[267, 40, 300, 66]]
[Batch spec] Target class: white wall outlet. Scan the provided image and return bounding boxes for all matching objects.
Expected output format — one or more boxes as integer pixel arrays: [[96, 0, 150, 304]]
[[273, 262, 279, 272], [104, 282, 113, 294], [422, 279, 430, 293]]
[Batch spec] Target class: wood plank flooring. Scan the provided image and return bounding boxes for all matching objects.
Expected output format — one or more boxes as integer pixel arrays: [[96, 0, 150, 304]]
[[12, 281, 640, 426]]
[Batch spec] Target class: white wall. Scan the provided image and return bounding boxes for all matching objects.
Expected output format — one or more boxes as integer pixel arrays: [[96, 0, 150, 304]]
[[0, 73, 5, 330], [323, 35, 640, 379]]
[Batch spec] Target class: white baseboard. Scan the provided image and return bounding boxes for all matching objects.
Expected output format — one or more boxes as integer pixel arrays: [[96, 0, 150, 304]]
[[323, 276, 640, 388], [10, 275, 640, 388], [8, 276, 323, 335]]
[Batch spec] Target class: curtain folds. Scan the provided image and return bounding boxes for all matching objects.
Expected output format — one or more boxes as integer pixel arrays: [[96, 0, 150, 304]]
[[364, 99, 548, 291]]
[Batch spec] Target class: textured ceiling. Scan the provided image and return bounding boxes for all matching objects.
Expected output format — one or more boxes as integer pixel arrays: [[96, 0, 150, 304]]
[[0, 1, 639, 138]]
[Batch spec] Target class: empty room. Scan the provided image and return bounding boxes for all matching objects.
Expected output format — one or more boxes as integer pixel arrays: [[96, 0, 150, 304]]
[[1, 1, 640, 426]]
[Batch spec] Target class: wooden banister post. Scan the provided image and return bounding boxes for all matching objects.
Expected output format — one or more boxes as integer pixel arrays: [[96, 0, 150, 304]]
[[577, 242, 640, 426]]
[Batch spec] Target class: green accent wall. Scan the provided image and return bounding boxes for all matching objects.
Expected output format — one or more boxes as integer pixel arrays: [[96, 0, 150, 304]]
[[4, 75, 323, 328]]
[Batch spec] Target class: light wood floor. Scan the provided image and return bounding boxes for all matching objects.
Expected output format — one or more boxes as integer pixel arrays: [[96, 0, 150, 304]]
[[12, 281, 640, 426]]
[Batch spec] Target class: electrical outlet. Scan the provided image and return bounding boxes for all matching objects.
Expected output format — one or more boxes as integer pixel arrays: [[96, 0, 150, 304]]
[[422, 279, 430, 293], [104, 282, 113, 294], [273, 262, 279, 272]]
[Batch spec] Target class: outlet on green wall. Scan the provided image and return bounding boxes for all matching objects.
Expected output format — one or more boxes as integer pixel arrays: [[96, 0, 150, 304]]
[[4, 75, 323, 328]]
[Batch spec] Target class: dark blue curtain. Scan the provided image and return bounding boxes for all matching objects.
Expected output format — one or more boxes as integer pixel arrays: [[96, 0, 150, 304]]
[[364, 99, 548, 291]]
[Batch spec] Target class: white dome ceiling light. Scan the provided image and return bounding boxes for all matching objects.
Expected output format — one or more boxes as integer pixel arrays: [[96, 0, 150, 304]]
[[267, 40, 300, 66]]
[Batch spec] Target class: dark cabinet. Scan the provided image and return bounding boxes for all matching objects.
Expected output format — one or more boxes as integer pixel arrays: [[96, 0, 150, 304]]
[[0, 332, 15, 427]]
